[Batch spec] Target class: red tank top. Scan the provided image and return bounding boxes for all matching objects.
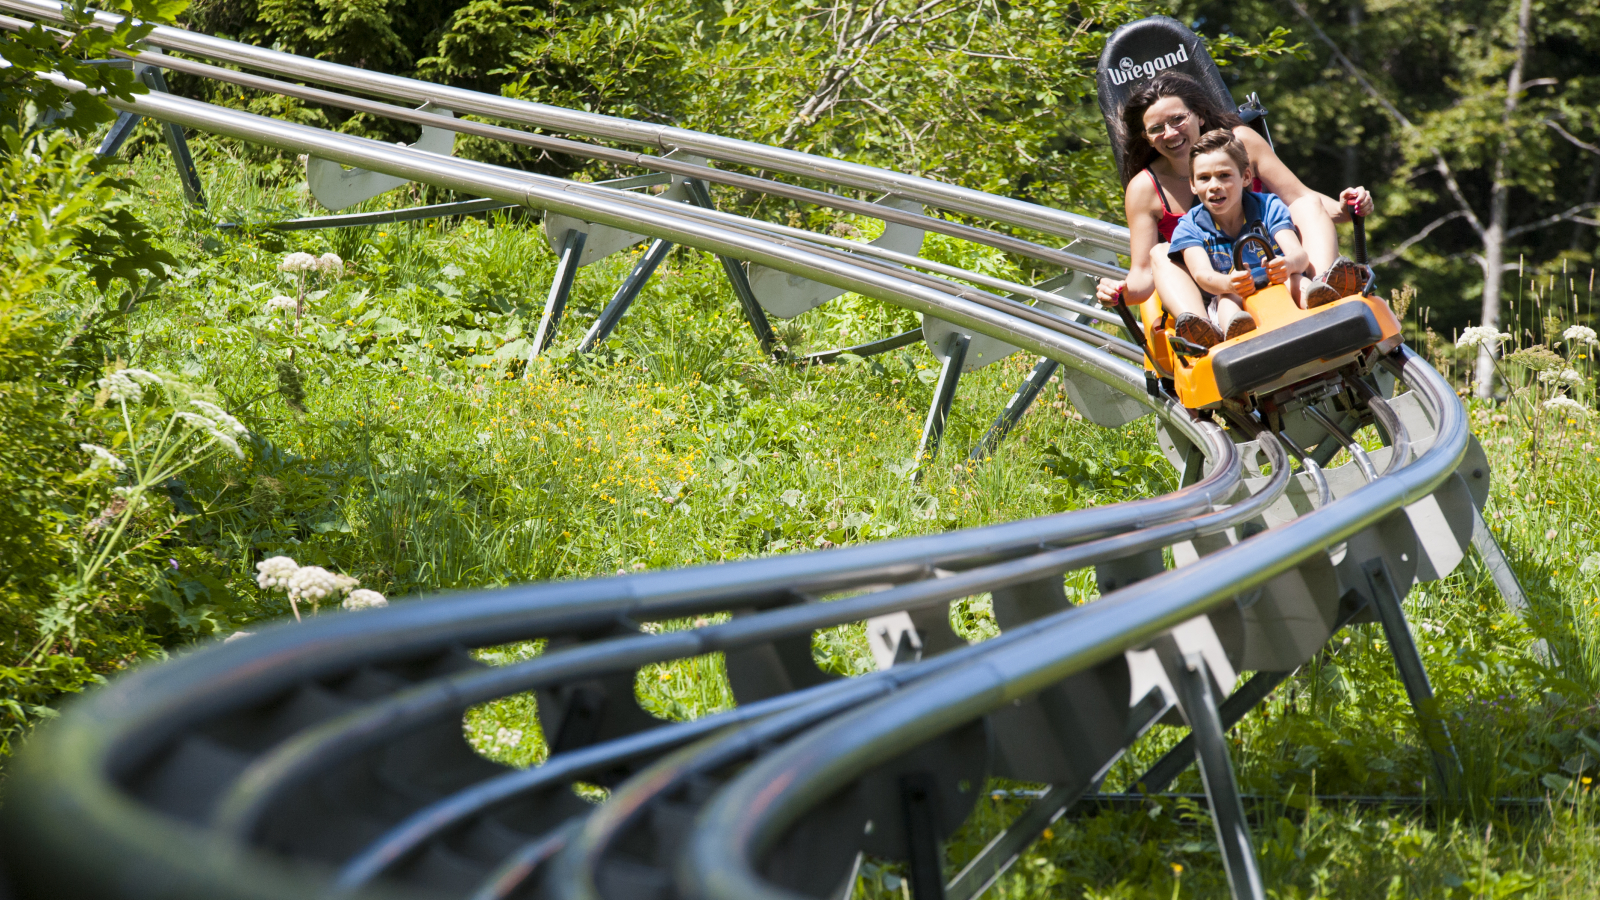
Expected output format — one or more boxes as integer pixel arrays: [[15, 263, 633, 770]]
[[1146, 168, 1269, 242], [1147, 169, 1183, 242]]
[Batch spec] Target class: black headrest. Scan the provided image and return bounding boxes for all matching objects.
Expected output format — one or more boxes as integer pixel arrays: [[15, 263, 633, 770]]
[[1096, 16, 1238, 179]]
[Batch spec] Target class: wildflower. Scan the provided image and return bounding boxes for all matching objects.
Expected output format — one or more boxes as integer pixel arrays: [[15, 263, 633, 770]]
[[80, 443, 126, 471], [1564, 325, 1598, 345], [98, 368, 163, 404], [1544, 396, 1588, 416], [333, 573, 360, 595], [265, 295, 298, 313], [1539, 368, 1584, 387], [1456, 325, 1512, 350], [279, 251, 319, 273], [316, 252, 344, 276], [256, 556, 299, 591], [343, 589, 388, 611], [288, 565, 340, 603]]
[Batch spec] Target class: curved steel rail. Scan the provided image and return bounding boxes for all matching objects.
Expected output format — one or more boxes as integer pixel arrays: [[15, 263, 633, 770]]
[[0, 11, 1485, 900]]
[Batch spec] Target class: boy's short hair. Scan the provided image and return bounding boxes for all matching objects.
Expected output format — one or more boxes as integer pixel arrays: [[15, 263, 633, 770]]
[[1188, 129, 1251, 179]]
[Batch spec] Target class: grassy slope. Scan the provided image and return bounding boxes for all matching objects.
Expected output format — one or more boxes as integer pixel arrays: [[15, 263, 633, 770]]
[[105, 137, 1600, 898]]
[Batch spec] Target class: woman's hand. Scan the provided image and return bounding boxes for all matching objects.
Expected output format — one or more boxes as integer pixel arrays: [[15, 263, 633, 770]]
[[1339, 186, 1374, 217], [1264, 254, 1290, 286], [1096, 277, 1128, 307]]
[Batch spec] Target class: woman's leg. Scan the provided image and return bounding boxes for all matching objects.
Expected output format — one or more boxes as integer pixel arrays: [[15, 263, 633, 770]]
[[1150, 245, 1208, 318], [1288, 194, 1339, 276]]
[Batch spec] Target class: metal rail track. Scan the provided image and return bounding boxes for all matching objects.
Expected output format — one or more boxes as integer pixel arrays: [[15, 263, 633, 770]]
[[0, 8, 1499, 900]]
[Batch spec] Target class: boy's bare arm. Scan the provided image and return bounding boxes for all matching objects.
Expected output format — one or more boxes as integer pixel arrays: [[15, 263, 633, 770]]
[[1271, 229, 1310, 279], [1180, 246, 1255, 297]]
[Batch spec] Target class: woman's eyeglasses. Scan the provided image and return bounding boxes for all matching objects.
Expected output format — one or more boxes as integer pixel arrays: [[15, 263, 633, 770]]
[[1144, 112, 1191, 140]]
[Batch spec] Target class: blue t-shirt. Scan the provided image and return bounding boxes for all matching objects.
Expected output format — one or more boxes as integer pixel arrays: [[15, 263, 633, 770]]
[[1167, 191, 1295, 275]]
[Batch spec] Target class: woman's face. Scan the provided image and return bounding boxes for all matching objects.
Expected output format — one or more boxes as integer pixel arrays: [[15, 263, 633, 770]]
[[1142, 96, 1203, 164]]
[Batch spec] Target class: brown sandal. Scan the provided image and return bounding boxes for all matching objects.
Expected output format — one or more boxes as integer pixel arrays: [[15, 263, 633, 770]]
[[1223, 310, 1258, 341], [1323, 256, 1371, 297], [1174, 312, 1225, 348]]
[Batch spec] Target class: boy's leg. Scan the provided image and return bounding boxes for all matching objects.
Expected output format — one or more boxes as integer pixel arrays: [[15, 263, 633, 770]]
[[1150, 246, 1208, 319], [1215, 294, 1257, 340]]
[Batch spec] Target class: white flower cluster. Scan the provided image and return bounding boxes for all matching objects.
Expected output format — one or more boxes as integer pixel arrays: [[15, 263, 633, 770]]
[[1539, 368, 1585, 387], [343, 589, 388, 611], [177, 400, 249, 459], [278, 252, 344, 275], [279, 252, 319, 273], [1564, 325, 1598, 345], [98, 368, 163, 404], [256, 554, 371, 619], [255, 555, 299, 590], [80, 443, 126, 472], [265, 295, 298, 313], [287, 565, 343, 603], [1544, 396, 1589, 416], [1456, 325, 1512, 350]]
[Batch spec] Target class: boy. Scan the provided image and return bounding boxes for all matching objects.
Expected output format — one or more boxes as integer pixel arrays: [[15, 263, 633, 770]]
[[1165, 129, 1344, 348]]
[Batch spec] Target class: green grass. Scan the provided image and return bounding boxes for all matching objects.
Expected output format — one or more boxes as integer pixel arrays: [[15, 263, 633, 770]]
[[19, 131, 1600, 897]]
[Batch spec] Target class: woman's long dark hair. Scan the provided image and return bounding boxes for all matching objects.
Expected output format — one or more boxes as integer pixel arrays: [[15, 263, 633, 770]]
[[1118, 72, 1243, 186]]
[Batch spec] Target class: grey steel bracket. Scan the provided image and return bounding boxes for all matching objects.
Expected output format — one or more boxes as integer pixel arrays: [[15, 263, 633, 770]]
[[913, 332, 969, 473], [682, 177, 781, 357], [306, 102, 455, 210], [792, 328, 922, 367], [218, 197, 514, 232], [1153, 635, 1265, 900], [967, 357, 1059, 463], [1363, 556, 1463, 797], [530, 228, 586, 357], [748, 194, 927, 319], [1469, 507, 1540, 623], [1094, 546, 1167, 595], [94, 60, 206, 207], [576, 236, 673, 353]]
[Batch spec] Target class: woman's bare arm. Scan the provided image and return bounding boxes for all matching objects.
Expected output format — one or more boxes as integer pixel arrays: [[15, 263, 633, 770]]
[[1235, 128, 1314, 206], [1097, 177, 1163, 305]]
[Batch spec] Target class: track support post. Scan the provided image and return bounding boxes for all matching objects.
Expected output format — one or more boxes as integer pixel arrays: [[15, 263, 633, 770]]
[[1363, 557, 1463, 797], [968, 357, 1058, 463], [578, 237, 673, 353], [94, 61, 207, 207], [531, 228, 587, 358], [915, 333, 969, 475], [1153, 636, 1264, 900], [901, 772, 946, 900], [682, 177, 782, 357]]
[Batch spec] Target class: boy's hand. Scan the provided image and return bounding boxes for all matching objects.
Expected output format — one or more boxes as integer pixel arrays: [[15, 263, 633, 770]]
[[1096, 277, 1128, 307], [1228, 269, 1258, 297], [1264, 255, 1290, 285]]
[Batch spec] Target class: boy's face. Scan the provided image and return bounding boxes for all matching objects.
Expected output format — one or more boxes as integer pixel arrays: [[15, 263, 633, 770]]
[[1190, 150, 1246, 218]]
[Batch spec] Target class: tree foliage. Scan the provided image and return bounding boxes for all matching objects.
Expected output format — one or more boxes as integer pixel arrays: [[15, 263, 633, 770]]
[[1173, 0, 1600, 332]]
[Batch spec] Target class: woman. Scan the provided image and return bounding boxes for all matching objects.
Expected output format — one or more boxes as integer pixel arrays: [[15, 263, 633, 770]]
[[1095, 73, 1375, 336]]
